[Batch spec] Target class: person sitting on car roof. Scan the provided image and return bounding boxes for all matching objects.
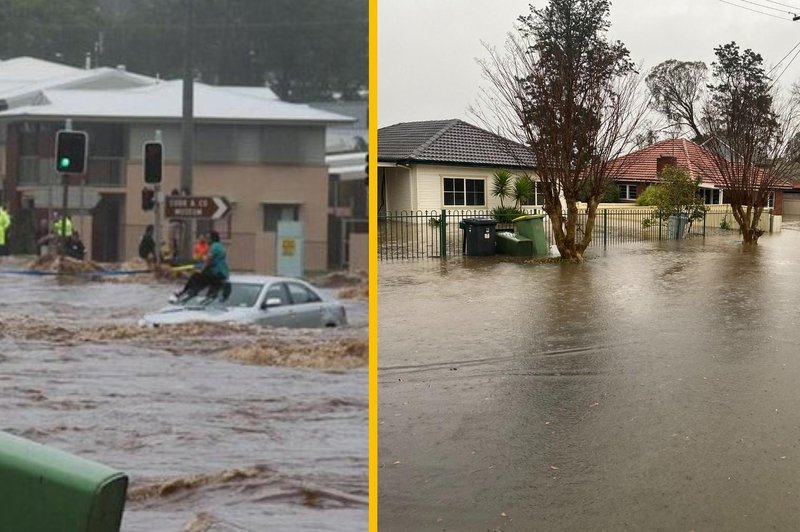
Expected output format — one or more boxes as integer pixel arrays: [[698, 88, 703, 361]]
[[170, 231, 229, 303]]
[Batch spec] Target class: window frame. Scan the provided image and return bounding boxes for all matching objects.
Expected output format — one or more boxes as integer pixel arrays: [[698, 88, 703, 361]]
[[701, 188, 721, 205], [441, 176, 486, 208], [619, 183, 638, 201], [519, 180, 545, 207]]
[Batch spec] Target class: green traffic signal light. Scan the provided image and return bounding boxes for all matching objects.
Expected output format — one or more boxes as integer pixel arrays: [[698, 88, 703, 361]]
[[54, 130, 88, 174]]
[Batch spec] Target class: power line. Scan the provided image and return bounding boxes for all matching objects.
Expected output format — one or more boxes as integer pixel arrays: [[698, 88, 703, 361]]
[[716, 0, 794, 20], [773, 43, 800, 84], [768, 39, 800, 74], [763, 0, 800, 10], [731, 0, 793, 12]]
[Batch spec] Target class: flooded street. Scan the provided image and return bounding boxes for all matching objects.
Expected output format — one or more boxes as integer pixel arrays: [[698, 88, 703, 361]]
[[379, 218, 800, 531], [0, 265, 368, 531]]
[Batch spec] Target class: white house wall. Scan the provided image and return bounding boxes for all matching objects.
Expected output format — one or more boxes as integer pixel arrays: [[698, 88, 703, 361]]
[[413, 164, 539, 213], [384, 166, 412, 211]]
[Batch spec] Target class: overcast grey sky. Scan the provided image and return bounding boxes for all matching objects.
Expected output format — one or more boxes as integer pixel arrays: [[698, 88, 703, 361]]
[[378, 0, 800, 128]]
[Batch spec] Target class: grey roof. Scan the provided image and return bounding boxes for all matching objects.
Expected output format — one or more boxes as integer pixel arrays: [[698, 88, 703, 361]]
[[0, 56, 155, 108], [0, 78, 353, 126], [0, 56, 352, 126], [378, 119, 536, 169]]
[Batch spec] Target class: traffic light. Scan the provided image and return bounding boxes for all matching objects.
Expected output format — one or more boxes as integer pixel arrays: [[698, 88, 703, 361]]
[[141, 188, 155, 211], [54, 130, 88, 174], [143, 141, 163, 184]]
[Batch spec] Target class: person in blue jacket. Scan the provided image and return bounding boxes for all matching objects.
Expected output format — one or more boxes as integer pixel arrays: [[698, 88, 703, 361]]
[[171, 230, 229, 302]]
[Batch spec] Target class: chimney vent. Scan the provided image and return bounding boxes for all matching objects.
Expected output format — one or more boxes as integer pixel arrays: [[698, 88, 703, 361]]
[[657, 156, 678, 174]]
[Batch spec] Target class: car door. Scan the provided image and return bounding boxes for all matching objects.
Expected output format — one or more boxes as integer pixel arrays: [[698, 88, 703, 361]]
[[285, 281, 325, 327], [257, 282, 295, 327]]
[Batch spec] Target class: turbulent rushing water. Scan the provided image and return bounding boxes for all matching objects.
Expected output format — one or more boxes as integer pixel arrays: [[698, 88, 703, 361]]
[[0, 261, 368, 532], [379, 218, 800, 531]]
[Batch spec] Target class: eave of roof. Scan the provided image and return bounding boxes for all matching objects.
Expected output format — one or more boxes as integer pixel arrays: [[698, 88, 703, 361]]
[[378, 119, 536, 168]]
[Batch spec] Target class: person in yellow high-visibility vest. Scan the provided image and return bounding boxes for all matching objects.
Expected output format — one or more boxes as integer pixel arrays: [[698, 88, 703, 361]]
[[0, 206, 10, 256], [52, 213, 73, 237]]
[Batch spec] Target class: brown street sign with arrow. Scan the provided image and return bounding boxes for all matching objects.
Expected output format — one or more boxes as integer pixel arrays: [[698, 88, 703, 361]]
[[165, 196, 231, 219]]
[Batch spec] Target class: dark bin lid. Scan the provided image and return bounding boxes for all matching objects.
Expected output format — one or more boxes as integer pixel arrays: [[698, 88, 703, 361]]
[[462, 218, 498, 226]]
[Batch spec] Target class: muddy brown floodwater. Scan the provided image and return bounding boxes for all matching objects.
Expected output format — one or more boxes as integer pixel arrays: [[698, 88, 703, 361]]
[[379, 217, 800, 531], [0, 260, 368, 532]]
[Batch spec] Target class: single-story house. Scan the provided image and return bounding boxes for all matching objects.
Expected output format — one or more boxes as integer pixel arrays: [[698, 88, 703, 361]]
[[0, 56, 352, 274], [607, 138, 791, 215], [377, 119, 538, 214]]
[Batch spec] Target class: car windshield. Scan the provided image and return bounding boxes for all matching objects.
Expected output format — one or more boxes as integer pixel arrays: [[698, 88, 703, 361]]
[[181, 282, 263, 308]]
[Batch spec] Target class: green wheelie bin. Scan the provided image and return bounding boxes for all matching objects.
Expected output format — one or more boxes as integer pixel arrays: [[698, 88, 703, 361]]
[[512, 214, 549, 257], [0, 431, 128, 532]]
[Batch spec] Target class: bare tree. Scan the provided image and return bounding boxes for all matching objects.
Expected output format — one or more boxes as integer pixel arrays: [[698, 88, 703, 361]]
[[646, 60, 708, 141], [698, 42, 800, 245], [474, 0, 648, 261]]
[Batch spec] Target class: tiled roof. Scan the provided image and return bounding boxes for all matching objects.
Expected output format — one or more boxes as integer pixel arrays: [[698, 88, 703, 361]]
[[608, 138, 725, 185], [378, 119, 536, 169], [609, 137, 794, 189]]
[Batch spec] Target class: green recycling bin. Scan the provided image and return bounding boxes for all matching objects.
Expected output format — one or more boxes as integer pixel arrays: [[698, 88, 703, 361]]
[[0, 431, 128, 532], [513, 214, 548, 257]]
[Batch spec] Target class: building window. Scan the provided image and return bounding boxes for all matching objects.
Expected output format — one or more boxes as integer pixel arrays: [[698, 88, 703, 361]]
[[619, 183, 637, 200], [263, 203, 301, 232], [443, 177, 485, 207], [701, 188, 720, 205], [519, 180, 545, 206], [767, 191, 775, 209]]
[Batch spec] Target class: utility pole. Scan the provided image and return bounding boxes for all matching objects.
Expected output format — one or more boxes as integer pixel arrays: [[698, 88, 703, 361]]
[[180, 0, 195, 260], [154, 130, 163, 265]]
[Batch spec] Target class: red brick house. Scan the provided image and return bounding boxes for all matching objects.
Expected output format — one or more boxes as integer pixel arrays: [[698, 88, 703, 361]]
[[607, 138, 791, 215]]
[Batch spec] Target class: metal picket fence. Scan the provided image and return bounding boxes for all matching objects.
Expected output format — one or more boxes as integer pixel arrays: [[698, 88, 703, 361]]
[[377, 206, 752, 260]]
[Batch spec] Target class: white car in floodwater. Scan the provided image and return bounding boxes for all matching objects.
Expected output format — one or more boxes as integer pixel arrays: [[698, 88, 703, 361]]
[[141, 275, 348, 328]]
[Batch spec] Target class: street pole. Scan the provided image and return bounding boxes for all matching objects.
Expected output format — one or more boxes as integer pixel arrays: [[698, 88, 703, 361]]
[[180, 0, 195, 261], [154, 129, 163, 266], [59, 119, 73, 259], [59, 173, 68, 259]]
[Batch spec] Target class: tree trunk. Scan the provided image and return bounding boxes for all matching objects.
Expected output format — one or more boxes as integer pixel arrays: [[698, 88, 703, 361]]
[[578, 196, 601, 255], [731, 204, 764, 245], [546, 197, 586, 262]]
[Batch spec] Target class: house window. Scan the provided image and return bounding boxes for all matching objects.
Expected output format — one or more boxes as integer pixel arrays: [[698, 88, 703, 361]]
[[619, 183, 638, 200], [767, 191, 775, 209], [263, 203, 301, 232], [701, 188, 720, 205], [518, 181, 546, 206], [443, 177, 485, 207]]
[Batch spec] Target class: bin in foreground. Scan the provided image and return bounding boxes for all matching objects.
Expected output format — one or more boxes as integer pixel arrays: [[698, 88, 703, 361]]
[[460, 218, 498, 256], [0, 431, 128, 532]]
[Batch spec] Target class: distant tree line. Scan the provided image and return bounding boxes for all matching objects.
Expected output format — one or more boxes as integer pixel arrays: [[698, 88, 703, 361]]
[[0, 0, 368, 102]]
